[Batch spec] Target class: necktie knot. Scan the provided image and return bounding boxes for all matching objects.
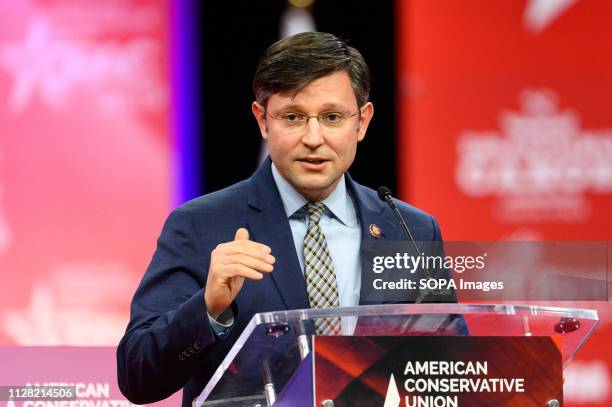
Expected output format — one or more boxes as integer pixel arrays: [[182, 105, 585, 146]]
[[306, 202, 326, 224]]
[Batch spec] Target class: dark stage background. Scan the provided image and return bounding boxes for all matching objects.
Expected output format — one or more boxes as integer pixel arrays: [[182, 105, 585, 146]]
[[199, 0, 397, 194]]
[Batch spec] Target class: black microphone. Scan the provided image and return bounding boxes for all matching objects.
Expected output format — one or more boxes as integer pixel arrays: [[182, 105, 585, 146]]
[[377, 186, 421, 256], [377, 186, 431, 303]]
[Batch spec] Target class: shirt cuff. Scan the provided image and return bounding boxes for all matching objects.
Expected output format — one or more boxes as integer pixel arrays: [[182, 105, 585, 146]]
[[207, 306, 235, 338]]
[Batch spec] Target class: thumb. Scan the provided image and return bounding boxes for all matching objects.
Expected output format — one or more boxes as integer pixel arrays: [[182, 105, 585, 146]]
[[234, 227, 249, 241]]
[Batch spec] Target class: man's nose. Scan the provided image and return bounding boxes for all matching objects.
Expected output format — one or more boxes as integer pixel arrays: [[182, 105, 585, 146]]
[[301, 117, 325, 148]]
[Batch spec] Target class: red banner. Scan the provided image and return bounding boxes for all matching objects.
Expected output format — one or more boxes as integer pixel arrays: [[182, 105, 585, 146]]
[[0, 0, 172, 346], [397, 1, 612, 405]]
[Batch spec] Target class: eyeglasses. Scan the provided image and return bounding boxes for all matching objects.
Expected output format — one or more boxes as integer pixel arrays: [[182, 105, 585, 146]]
[[266, 111, 359, 131]]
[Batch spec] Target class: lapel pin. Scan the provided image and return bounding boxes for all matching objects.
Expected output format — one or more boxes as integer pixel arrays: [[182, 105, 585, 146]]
[[369, 224, 381, 239]]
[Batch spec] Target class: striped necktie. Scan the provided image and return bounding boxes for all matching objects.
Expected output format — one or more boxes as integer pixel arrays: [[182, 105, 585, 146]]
[[303, 202, 341, 335]]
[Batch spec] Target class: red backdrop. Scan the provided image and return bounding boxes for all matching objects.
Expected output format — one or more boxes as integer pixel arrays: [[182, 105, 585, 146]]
[[0, 0, 171, 347], [397, 1, 612, 405]]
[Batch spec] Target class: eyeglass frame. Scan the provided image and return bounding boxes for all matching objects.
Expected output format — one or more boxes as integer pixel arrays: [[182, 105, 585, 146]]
[[264, 109, 361, 131]]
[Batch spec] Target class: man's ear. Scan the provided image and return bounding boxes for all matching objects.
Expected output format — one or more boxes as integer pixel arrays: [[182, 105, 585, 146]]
[[252, 101, 268, 139], [357, 102, 374, 142]]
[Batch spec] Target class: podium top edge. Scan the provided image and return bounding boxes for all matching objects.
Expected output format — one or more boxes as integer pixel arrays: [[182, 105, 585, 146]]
[[253, 303, 599, 325]]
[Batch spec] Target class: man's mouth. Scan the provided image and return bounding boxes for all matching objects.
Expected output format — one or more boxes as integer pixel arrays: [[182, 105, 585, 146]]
[[297, 157, 329, 169], [298, 157, 328, 164]]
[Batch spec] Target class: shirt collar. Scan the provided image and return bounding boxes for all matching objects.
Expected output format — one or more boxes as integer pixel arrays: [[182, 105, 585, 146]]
[[270, 162, 353, 226]]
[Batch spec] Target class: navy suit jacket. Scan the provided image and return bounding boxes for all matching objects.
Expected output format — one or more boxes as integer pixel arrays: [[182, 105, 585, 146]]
[[117, 158, 448, 406]]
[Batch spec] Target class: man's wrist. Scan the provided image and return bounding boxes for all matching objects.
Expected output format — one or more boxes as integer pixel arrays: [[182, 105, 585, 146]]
[[204, 292, 225, 320]]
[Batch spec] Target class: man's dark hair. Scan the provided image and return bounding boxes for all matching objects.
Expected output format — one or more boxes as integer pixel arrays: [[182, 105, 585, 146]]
[[253, 32, 371, 108]]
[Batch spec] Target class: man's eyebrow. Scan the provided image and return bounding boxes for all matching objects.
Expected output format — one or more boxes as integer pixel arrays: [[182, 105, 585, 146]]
[[276, 102, 350, 111], [318, 103, 349, 110], [276, 103, 304, 111]]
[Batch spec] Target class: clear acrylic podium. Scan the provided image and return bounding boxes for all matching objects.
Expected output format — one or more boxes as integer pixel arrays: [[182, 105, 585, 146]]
[[193, 304, 599, 406]]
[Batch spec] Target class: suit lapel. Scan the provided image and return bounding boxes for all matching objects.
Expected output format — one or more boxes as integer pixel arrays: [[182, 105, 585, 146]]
[[245, 158, 309, 310], [346, 175, 406, 243]]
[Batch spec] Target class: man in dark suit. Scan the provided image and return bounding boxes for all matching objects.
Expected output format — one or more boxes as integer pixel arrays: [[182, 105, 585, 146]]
[[117, 32, 448, 406]]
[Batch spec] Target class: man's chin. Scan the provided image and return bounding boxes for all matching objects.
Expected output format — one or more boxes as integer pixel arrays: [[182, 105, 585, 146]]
[[292, 178, 339, 201]]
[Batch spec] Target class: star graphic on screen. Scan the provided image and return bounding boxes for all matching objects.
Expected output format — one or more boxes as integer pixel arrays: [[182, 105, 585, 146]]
[[0, 19, 69, 113]]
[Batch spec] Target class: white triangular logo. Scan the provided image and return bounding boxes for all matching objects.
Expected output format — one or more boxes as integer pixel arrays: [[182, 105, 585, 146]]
[[383, 373, 401, 407]]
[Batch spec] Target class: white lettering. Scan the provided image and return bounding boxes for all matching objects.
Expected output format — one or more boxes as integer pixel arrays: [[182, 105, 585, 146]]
[[405, 395, 458, 407]]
